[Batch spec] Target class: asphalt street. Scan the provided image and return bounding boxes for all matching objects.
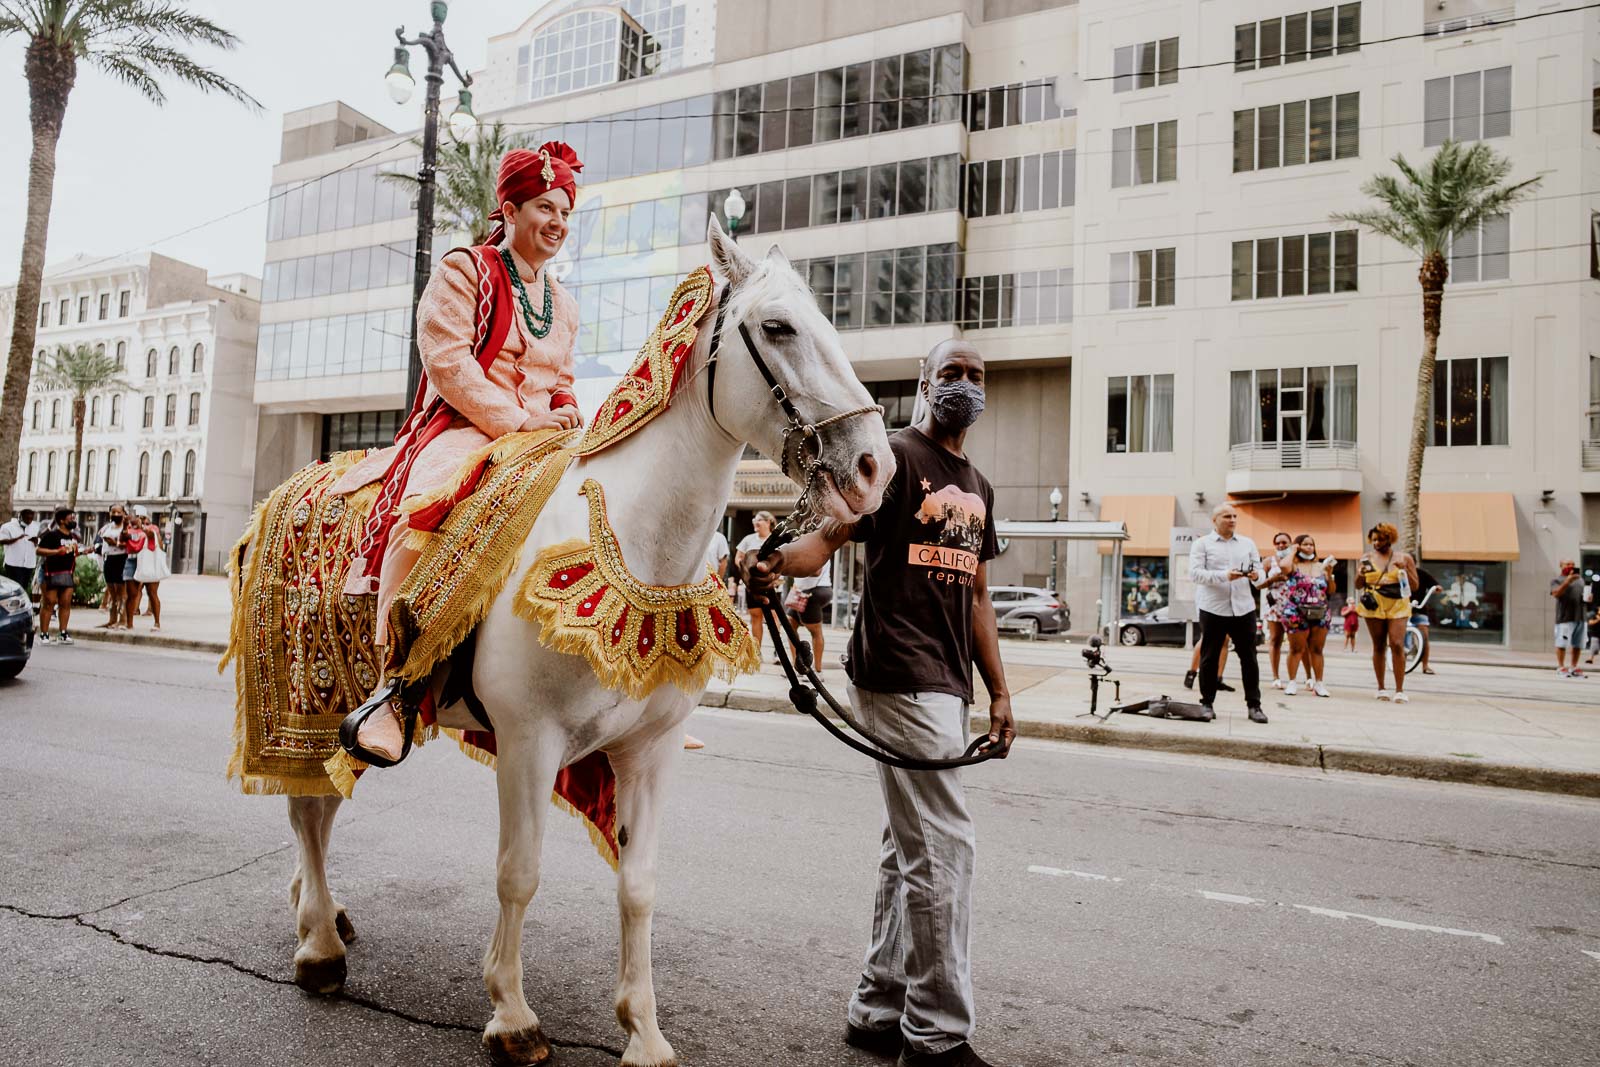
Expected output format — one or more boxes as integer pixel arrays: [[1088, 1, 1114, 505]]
[[0, 643, 1596, 1066]]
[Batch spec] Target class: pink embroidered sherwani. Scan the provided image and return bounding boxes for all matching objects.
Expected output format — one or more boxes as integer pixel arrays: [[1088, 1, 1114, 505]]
[[335, 249, 580, 642]]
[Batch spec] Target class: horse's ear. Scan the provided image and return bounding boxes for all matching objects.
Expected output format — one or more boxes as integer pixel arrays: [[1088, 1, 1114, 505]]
[[763, 244, 790, 269], [707, 214, 754, 286]]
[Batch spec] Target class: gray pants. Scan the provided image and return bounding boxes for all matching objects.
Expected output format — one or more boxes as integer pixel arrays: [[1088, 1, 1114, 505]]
[[845, 684, 975, 1055]]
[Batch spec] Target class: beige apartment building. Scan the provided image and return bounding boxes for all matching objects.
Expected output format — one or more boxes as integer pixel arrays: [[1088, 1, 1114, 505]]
[[1068, 0, 1600, 651]]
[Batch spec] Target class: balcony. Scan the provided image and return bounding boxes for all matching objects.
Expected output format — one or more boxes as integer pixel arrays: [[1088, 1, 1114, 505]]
[[1584, 439, 1600, 473], [1424, 6, 1513, 38], [1226, 440, 1361, 494]]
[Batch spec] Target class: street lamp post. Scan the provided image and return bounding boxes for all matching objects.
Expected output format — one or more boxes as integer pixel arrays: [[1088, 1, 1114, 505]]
[[1048, 486, 1062, 593], [386, 1, 478, 406]]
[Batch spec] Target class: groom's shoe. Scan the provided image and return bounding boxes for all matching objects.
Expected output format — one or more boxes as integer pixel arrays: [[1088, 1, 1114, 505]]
[[845, 1022, 903, 1057]]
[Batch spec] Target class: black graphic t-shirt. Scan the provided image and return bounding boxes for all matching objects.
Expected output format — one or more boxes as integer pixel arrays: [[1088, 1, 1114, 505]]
[[845, 427, 998, 703], [36, 528, 79, 575]]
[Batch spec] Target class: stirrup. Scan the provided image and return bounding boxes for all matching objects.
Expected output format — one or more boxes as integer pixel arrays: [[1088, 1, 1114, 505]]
[[338, 678, 418, 769]]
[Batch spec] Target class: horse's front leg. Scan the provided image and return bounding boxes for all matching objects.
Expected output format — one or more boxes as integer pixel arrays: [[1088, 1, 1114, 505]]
[[286, 794, 346, 994], [482, 727, 564, 1066], [612, 723, 684, 1067]]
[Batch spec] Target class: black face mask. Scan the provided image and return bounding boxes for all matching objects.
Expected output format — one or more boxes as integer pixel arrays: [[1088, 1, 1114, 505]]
[[927, 379, 986, 431]]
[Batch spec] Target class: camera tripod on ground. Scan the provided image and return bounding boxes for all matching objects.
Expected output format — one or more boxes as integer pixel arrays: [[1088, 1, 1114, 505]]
[[1077, 635, 1215, 723]]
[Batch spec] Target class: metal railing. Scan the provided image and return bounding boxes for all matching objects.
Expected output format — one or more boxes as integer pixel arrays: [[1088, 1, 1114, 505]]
[[1584, 439, 1600, 472], [1424, 8, 1514, 37], [1229, 440, 1359, 471]]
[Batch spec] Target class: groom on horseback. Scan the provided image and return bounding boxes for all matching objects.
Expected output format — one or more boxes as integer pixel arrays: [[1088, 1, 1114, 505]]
[[338, 142, 587, 765]]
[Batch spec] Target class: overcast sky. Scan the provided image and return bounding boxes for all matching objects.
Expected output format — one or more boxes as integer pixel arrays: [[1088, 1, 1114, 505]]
[[0, 1, 512, 284]]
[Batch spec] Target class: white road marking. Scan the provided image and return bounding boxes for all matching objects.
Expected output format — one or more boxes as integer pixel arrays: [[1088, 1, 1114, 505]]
[[1200, 890, 1266, 905], [1582, 950, 1600, 962], [1289, 904, 1503, 945], [1028, 864, 1122, 883]]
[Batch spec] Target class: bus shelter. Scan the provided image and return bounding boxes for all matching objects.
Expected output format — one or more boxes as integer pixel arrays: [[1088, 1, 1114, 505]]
[[993, 519, 1130, 637]]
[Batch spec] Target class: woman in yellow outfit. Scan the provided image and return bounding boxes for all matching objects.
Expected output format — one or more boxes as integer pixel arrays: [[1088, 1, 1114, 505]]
[[1355, 522, 1419, 702]]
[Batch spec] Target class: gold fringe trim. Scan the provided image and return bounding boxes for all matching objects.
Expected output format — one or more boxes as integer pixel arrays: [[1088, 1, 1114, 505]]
[[323, 748, 365, 800], [397, 426, 576, 521], [401, 528, 437, 552], [550, 790, 620, 871]]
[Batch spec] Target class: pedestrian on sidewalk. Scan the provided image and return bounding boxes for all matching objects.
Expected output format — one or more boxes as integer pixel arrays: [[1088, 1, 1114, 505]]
[[750, 339, 1012, 1067], [35, 508, 86, 645], [735, 510, 776, 661], [1584, 600, 1599, 666], [1274, 535, 1336, 697], [785, 557, 833, 670], [1189, 504, 1267, 723], [1551, 559, 1587, 679], [96, 505, 129, 630], [1183, 634, 1233, 693], [1261, 531, 1292, 690], [1340, 596, 1359, 651], [0, 507, 39, 592], [1355, 523, 1417, 702], [124, 507, 148, 620]]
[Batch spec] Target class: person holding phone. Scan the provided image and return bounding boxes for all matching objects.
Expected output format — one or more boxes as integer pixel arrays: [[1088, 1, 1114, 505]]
[[1273, 534, 1337, 697], [1355, 523, 1419, 702], [35, 508, 85, 644], [1188, 504, 1267, 723]]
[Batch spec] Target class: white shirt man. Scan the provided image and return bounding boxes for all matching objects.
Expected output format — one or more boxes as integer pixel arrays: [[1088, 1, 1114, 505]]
[[1, 511, 39, 587], [703, 530, 729, 580], [1187, 505, 1266, 721]]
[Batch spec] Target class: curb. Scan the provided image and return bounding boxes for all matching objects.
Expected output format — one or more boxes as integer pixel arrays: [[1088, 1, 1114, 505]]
[[74, 630, 1599, 799]]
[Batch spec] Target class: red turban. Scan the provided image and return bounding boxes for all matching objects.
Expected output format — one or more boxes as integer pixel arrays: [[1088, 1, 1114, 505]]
[[488, 142, 583, 244]]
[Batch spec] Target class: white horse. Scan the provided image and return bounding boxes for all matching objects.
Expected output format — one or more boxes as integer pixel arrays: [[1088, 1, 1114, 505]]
[[279, 218, 893, 1066]]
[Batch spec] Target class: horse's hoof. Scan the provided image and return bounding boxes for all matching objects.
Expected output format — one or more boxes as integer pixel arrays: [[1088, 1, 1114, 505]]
[[293, 953, 347, 996], [335, 908, 356, 944], [484, 1025, 553, 1066], [621, 1033, 678, 1067]]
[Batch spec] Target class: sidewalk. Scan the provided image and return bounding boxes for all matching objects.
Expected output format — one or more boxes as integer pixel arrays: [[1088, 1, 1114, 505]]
[[63, 576, 1600, 797]]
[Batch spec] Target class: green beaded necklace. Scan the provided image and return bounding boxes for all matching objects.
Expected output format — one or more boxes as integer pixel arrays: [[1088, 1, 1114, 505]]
[[499, 247, 554, 339]]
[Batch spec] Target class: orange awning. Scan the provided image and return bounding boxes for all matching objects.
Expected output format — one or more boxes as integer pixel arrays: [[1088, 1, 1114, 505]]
[[1419, 493, 1520, 562], [1230, 494, 1363, 558], [1097, 495, 1176, 555]]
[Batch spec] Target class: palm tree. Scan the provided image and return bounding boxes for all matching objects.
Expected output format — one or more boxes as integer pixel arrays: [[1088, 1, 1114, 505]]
[[37, 343, 126, 510], [1331, 140, 1541, 557], [0, 1, 257, 511], [381, 121, 533, 245]]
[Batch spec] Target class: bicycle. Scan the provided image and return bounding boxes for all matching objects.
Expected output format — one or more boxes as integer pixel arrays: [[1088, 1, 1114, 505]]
[[1402, 585, 1442, 675]]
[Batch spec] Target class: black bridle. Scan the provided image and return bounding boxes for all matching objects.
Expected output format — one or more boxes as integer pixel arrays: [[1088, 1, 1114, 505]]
[[703, 284, 1004, 773]]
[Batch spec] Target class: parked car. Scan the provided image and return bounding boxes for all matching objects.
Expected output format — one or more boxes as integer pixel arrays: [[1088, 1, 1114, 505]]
[[989, 586, 1068, 637], [0, 576, 35, 680], [1118, 607, 1264, 648]]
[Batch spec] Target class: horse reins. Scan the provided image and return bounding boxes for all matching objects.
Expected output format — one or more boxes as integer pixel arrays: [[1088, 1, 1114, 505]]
[[703, 282, 1003, 772]]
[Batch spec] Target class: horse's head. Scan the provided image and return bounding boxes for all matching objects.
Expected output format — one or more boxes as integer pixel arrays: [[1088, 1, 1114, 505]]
[[705, 216, 894, 524]]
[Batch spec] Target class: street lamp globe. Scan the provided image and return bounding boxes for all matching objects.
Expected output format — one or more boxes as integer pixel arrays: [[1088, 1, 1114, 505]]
[[1048, 486, 1063, 509], [448, 89, 478, 139], [723, 188, 746, 232], [385, 46, 415, 104]]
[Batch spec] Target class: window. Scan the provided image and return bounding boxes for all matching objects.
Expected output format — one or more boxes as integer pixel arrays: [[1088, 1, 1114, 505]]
[[1232, 231, 1358, 298], [1448, 214, 1510, 283], [38, 303, 47, 327], [963, 150, 1075, 217], [1106, 374, 1175, 453], [110, 394, 122, 427], [1111, 121, 1177, 186], [1229, 366, 1358, 451], [167, 346, 179, 375], [191, 343, 204, 373], [524, 10, 626, 101], [115, 341, 126, 370], [1113, 38, 1179, 92], [1109, 249, 1176, 309], [1425, 67, 1512, 146], [182, 450, 196, 497], [119, 290, 129, 317], [1121, 558, 1170, 617], [164, 394, 177, 428], [960, 268, 1073, 329], [50, 399, 60, 429], [159, 451, 172, 497], [187, 393, 201, 426], [137, 451, 149, 496], [866, 381, 920, 430], [319, 410, 406, 461], [965, 76, 1073, 128], [1234, 94, 1358, 171], [146, 349, 157, 378], [45, 451, 56, 492], [77, 295, 88, 322], [90, 396, 100, 427], [30, 400, 39, 430], [58, 298, 68, 324], [1589, 355, 1600, 445], [255, 306, 409, 382], [1235, 4, 1360, 71], [84, 451, 97, 495], [98, 293, 109, 320], [105, 449, 118, 493], [790, 243, 960, 331], [1432, 356, 1509, 446], [142, 396, 154, 429], [25, 453, 36, 492]]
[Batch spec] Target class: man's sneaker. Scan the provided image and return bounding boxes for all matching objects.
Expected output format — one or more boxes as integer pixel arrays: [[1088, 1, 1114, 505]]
[[1183, 670, 1197, 690], [1557, 667, 1571, 678], [1215, 680, 1236, 692], [57, 632, 73, 645], [1198, 702, 1216, 722], [1283, 680, 1299, 696], [845, 1022, 903, 1058], [897, 1043, 996, 1067], [1571, 669, 1587, 680]]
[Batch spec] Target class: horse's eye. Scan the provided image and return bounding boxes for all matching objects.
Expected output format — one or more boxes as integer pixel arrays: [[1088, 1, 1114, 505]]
[[760, 319, 795, 338]]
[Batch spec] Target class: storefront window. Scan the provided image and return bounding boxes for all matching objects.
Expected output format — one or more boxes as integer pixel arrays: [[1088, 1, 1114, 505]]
[[1121, 555, 1169, 616], [1422, 560, 1508, 643]]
